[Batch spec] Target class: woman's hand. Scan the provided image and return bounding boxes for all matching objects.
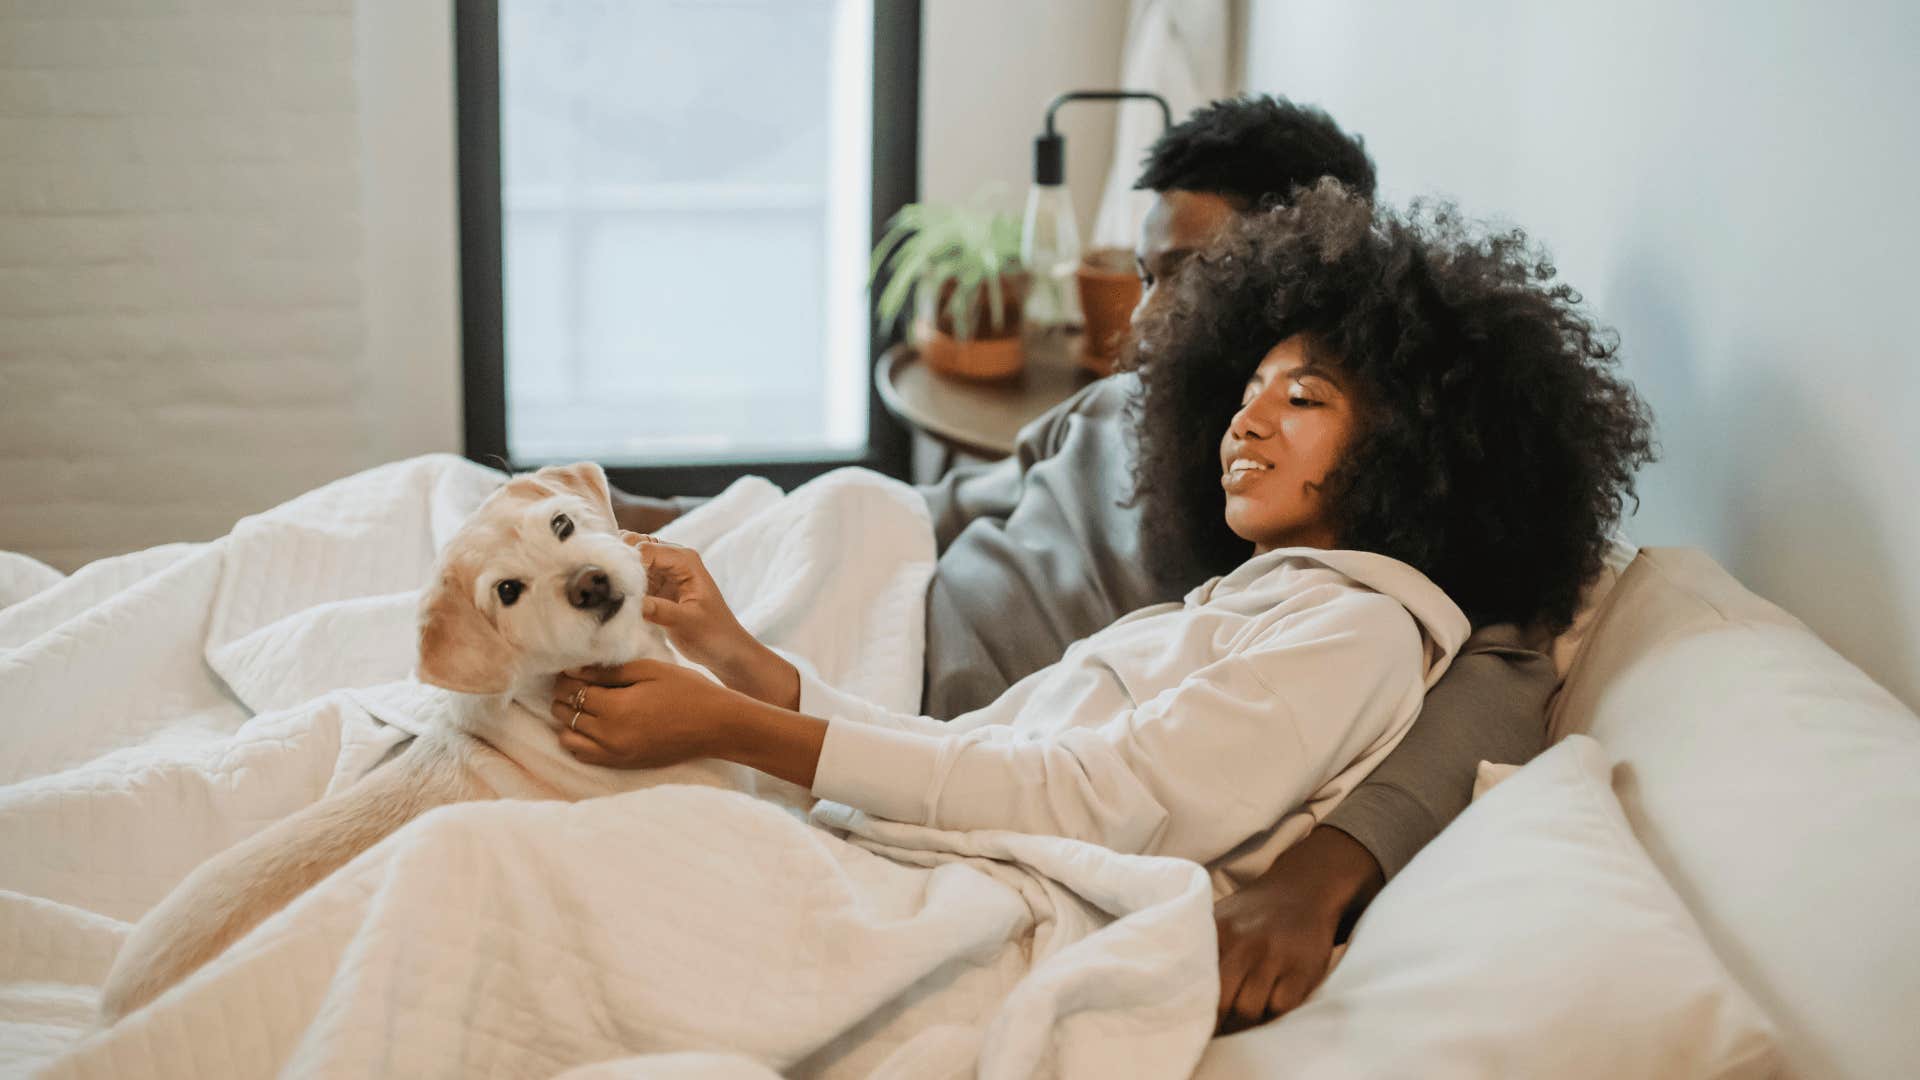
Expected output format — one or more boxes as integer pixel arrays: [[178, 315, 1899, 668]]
[[550, 661, 828, 787], [550, 661, 746, 770], [625, 533, 798, 709]]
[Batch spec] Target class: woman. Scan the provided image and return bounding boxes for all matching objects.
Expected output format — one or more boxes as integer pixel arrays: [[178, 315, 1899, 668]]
[[548, 182, 1654, 888]]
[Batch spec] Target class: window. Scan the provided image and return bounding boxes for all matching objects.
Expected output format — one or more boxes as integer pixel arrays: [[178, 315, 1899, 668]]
[[457, 0, 917, 491]]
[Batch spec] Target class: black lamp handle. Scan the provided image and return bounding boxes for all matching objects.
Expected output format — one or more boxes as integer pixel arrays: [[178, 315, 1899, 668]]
[[1034, 90, 1173, 185], [1042, 90, 1173, 136]]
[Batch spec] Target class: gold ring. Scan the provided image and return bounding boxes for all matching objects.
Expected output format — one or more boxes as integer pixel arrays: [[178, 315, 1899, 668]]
[[570, 707, 583, 731], [569, 687, 587, 710]]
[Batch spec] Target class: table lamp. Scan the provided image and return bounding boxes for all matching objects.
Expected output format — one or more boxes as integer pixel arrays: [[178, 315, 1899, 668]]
[[1022, 90, 1172, 332]]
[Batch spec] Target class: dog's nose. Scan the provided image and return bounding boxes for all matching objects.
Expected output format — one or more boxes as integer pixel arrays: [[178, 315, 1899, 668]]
[[567, 566, 612, 610]]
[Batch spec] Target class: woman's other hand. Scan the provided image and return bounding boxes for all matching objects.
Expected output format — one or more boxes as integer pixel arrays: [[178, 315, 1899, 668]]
[[626, 534, 744, 665], [623, 534, 799, 709]]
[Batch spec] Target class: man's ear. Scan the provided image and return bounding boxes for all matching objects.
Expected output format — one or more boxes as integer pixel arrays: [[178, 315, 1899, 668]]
[[416, 570, 516, 694], [532, 462, 615, 530]]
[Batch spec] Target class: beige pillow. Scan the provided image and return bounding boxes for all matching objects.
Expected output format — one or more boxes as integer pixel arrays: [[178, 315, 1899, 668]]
[[1548, 533, 1640, 678], [1195, 736, 1780, 1080], [1548, 546, 1920, 1077]]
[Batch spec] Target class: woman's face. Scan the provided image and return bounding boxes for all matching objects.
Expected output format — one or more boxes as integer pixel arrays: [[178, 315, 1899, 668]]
[[1219, 335, 1358, 554]]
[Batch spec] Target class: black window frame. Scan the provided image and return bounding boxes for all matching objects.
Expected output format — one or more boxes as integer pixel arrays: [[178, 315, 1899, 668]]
[[454, 0, 917, 493]]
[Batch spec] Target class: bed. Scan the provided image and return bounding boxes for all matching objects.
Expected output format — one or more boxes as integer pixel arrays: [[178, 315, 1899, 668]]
[[2, 457, 1915, 1077]]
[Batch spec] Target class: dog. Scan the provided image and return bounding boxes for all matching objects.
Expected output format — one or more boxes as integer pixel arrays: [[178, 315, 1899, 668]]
[[98, 462, 673, 1021]]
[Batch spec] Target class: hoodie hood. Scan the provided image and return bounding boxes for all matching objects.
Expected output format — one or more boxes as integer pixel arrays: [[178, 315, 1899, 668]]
[[1194, 547, 1471, 689]]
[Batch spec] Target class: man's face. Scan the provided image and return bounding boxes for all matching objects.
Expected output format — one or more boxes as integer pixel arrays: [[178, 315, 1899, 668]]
[[1133, 189, 1242, 324]]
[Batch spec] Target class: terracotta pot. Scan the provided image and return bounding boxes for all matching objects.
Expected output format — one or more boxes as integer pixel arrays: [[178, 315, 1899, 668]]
[[916, 271, 1028, 381], [917, 322, 1025, 382], [931, 272, 1030, 341], [1074, 246, 1142, 377]]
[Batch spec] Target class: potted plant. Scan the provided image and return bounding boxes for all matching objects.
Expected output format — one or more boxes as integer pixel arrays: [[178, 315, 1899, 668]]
[[871, 200, 1029, 381]]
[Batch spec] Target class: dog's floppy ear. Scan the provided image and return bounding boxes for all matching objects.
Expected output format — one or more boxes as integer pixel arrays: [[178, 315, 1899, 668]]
[[531, 462, 615, 529], [416, 567, 516, 694]]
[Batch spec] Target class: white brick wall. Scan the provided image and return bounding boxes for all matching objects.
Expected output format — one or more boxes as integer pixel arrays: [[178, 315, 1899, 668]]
[[0, 0, 460, 571]]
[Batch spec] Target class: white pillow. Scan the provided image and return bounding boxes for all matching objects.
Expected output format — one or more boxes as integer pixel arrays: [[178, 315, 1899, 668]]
[[1194, 736, 1781, 1080]]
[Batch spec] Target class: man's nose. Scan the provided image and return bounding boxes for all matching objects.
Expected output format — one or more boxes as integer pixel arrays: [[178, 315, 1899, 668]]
[[1130, 283, 1154, 327], [567, 566, 612, 609]]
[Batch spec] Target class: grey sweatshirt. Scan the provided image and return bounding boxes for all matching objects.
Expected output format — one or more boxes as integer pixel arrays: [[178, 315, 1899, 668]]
[[917, 375, 1554, 879]]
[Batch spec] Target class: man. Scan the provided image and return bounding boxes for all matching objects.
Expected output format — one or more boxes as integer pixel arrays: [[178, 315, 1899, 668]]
[[615, 96, 1554, 1033]]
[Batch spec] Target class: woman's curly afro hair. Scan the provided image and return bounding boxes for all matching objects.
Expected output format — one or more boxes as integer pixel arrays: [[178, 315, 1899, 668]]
[[1125, 181, 1656, 633]]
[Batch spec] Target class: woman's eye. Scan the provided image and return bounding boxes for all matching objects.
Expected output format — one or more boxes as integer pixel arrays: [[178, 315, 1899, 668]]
[[495, 579, 524, 606], [1290, 395, 1319, 408], [550, 513, 574, 541]]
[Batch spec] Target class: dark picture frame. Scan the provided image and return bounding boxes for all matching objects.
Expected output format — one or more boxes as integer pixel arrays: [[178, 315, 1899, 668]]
[[454, 0, 918, 492]]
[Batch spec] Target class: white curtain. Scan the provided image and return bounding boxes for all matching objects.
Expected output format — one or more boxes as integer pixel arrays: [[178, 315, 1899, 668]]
[[1089, 0, 1233, 250]]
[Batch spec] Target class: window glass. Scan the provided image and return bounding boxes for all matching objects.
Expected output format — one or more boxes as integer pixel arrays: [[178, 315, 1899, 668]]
[[499, 0, 873, 464]]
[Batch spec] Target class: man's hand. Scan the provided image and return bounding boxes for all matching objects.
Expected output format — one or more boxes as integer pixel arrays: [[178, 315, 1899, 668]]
[[612, 493, 685, 535], [1214, 825, 1385, 1034]]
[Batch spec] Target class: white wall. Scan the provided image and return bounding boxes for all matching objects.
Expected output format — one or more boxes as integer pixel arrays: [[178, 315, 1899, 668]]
[[355, 0, 462, 468], [920, 0, 1128, 236], [0, 0, 460, 570], [1243, 0, 1920, 708]]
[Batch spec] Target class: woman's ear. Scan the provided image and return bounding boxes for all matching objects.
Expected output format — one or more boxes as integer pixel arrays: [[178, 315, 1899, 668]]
[[416, 569, 516, 694], [531, 462, 615, 530]]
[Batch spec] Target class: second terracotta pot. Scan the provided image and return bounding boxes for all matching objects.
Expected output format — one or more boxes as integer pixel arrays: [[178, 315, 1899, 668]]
[[1075, 247, 1142, 377]]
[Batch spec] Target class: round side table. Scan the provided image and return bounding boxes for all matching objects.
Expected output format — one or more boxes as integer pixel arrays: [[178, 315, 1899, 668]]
[[874, 332, 1096, 467]]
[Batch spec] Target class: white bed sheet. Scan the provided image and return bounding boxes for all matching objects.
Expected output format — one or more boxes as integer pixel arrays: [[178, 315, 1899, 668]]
[[0, 454, 1219, 1079]]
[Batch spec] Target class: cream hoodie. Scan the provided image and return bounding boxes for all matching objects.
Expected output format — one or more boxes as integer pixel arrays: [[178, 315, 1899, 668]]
[[802, 547, 1470, 894]]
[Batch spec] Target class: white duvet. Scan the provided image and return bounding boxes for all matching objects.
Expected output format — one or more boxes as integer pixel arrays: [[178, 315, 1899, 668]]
[[0, 455, 1217, 1079]]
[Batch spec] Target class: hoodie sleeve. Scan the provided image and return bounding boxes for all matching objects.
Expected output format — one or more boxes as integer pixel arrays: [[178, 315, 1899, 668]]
[[807, 589, 1427, 866]]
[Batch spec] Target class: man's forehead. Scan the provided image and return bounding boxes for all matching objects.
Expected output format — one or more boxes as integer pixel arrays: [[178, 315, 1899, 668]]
[[1141, 190, 1241, 254]]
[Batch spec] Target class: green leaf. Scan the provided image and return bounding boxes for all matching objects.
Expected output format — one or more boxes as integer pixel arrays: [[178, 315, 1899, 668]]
[[869, 192, 1027, 341]]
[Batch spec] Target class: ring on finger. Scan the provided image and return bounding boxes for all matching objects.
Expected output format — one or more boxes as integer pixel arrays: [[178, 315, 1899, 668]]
[[569, 686, 587, 710], [570, 707, 583, 731]]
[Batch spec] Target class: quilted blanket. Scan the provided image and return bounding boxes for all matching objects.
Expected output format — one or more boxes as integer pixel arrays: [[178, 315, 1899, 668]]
[[0, 455, 1218, 1079]]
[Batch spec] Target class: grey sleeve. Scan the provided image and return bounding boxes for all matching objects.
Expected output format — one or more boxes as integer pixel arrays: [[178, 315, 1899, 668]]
[[915, 381, 1098, 553], [1322, 624, 1557, 880]]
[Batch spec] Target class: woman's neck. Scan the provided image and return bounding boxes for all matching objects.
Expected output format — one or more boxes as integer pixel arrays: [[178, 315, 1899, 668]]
[[1252, 527, 1337, 557]]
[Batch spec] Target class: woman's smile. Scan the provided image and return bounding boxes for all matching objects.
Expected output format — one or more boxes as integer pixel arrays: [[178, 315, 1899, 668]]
[[1221, 456, 1275, 492]]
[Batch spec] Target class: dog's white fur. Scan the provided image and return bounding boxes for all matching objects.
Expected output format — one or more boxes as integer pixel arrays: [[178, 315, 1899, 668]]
[[99, 462, 670, 1021]]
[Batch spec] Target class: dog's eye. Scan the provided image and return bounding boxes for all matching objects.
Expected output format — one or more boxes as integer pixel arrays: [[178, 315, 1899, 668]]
[[550, 513, 574, 541], [494, 579, 525, 606]]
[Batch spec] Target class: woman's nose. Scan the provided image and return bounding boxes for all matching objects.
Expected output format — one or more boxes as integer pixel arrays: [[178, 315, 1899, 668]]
[[1231, 405, 1271, 441]]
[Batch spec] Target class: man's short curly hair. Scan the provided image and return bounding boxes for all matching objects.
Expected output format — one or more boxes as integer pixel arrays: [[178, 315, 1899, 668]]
[[1134, 95, 1377, 204], [1125, 181, 1656, 633]]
